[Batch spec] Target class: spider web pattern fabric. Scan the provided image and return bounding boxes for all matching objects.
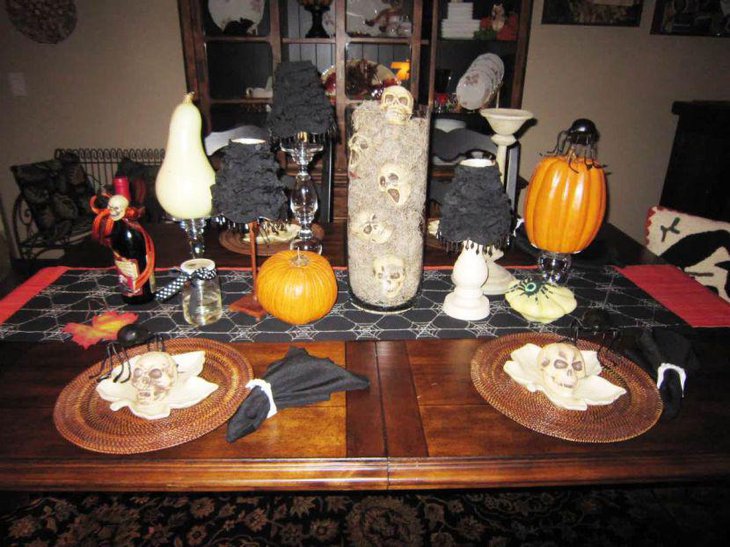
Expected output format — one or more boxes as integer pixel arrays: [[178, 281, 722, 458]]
[[0, 267, 685, 343]]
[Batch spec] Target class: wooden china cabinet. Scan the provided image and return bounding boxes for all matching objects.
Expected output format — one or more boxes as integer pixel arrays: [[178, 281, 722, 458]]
[[177, 0, 533, 219]]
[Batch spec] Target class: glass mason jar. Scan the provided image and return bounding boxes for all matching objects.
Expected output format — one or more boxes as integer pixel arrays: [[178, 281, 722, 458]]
[[180, 258, 223, 326], [347, 102, 431, 312]]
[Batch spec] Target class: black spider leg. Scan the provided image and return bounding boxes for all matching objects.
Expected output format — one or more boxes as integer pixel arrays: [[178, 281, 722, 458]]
[[558, 318, 582, 346], [91, 344, 116, 381], [112, 345, 133, 383], [151, 333, 168, 353], [596, 327, 621, 370]]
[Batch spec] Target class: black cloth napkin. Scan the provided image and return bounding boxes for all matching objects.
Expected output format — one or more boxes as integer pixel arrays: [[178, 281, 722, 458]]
[[626, 328, 701, 420], [227, 346, 370, 442]]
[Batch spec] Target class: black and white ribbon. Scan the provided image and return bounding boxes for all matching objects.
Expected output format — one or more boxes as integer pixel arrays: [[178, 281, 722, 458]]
[[154, 267, 218, 302]]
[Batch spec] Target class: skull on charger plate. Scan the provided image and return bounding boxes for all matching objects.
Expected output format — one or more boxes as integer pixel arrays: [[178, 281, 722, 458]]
[[130, 351, 178, 407], [373, 255, 406, 299], [380, 86, 414, 125], [352, 210, 393, 244], [377, 162, 412, 206], [537, 343, 586, 397]]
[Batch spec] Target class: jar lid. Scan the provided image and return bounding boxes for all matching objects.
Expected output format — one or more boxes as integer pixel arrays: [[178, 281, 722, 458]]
[[181, 258, 216, 275]]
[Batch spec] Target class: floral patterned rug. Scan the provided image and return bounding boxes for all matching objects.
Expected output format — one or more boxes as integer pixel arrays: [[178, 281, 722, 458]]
[[2, 485, 728, 546]]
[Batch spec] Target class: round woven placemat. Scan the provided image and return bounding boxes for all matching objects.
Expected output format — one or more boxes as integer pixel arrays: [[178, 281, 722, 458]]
[[53, 339, 253, 454], [219, 225, 325, 256], [471, 332, 662, 443]]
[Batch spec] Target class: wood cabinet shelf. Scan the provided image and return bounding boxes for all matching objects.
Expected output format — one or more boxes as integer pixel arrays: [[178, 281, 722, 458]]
[[205, 36, 272, 43]]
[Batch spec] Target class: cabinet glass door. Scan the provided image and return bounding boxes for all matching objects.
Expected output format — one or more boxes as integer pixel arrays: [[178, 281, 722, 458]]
[[346, 0, 414, 37], [201, 0, 271, 36], [344, 43, 408, 100]]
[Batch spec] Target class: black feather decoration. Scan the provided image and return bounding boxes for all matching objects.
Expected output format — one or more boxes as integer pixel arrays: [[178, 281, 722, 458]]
[[212, 140, 287, 225], [267, 61, 335, 140], [437, 162, 512, 248]]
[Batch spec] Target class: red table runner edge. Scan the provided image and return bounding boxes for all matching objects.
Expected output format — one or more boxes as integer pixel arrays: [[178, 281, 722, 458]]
[[616, 264, 730, 328], [0, 266, 70, 324]]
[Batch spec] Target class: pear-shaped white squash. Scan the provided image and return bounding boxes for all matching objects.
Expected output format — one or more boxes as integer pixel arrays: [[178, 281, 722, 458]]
[[156, 93, 215, 219]]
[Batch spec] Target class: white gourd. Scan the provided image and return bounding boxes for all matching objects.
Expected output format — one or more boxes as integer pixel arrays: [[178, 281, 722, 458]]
[[155, 93, 215, 219], [505, 279, 577, 324]]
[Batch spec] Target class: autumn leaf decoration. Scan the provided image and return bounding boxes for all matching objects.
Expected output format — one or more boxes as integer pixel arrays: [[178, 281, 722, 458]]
[[63, 311, 139, 349]]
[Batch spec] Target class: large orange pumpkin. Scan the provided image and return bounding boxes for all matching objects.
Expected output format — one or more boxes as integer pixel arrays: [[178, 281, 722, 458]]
[[255, 250, 338, 325], [524, 120, 607, 254]]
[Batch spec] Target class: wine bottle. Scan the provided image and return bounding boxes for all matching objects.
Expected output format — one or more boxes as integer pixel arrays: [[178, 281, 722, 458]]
[[108, 177, 156, 305]]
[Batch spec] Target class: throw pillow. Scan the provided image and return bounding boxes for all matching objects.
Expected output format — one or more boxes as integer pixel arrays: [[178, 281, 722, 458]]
[[646, 206, 730, 301], [57, 151, 96, 216], [12, 159, 77, 237]]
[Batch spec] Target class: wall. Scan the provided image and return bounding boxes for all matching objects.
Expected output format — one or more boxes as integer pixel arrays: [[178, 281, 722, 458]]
[[0, 0, 186, 253], [519, 0, 730, 241], [1, 0, 728, 252]]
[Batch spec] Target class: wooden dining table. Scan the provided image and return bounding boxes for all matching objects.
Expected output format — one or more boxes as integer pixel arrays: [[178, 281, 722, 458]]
[[0, 221, 728, 492]]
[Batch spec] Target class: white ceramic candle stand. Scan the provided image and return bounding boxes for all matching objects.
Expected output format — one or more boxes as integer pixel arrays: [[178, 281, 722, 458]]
[[479, 107, 534, 295], [443, 240, 490, 321], [482, 246, 515, 295]]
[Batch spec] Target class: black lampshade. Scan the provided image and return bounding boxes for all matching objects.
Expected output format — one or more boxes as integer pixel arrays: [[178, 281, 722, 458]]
[[437, 161, 512, 248]]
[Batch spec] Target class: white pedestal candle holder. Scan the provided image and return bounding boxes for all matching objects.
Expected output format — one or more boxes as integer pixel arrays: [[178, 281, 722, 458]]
[[479, 107, 534, 295], [443, 240, 490, 321]]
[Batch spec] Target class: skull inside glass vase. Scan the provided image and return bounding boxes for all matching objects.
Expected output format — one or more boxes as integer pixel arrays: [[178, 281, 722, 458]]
[[537, 343, 585, 398], [346, 88, 430, 312], [130, 352, 178, 413]]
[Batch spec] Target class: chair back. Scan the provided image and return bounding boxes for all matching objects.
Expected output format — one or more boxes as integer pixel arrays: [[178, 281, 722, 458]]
[[430, 127, 521, 209]]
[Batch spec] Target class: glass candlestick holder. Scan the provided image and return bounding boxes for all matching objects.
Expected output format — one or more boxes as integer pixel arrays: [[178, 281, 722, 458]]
[[281, 132, 325, 254], [176, 217, 209, 258]]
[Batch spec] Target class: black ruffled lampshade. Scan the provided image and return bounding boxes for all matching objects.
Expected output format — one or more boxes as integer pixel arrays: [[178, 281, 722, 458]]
[[212, 140, 287, 225], [437, 161, 512, 248]]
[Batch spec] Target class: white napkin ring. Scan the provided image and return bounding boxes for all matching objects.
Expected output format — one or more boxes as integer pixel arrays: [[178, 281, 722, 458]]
[[657, 363, 687, 397], [246, 379, 278, 418]]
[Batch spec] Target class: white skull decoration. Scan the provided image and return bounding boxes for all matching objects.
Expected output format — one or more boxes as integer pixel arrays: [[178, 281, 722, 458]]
[[352, 210, 393, 244], [380, 86, 414, 125], [130, 351, 178, 407], [108, 195, 129, 221], [377, 162, 411, 206], [373, 255, 406, 299], [537, 343, 586, 397], [348, 134, 371, 177]]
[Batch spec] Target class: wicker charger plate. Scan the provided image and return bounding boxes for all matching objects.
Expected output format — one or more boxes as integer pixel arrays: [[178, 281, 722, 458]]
[[471, 332, 662, 443], [219, 224, 325, 256], [53, 339, 253, 454]]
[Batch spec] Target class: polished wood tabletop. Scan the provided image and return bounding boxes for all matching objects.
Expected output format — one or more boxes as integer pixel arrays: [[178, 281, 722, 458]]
[[1, 222, 727, 492]]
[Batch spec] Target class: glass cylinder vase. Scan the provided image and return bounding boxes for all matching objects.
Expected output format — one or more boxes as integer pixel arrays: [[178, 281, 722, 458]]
[[347, 102, 431, 312]]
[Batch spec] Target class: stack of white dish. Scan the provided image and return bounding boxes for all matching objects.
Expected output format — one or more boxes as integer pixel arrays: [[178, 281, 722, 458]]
[[441, 2, 479, 39], [455, 53, 504, 110]]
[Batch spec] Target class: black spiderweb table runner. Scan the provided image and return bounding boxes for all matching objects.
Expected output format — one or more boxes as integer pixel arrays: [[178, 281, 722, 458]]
[[0, 267, 685, 344]]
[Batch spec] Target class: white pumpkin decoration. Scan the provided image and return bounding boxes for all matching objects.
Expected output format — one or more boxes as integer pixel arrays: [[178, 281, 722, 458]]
[[505, 279, 577, 324], [156, 93, 216, 219]]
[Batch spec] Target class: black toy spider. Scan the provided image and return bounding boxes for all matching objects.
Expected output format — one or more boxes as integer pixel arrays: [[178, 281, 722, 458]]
[[90, 324, 167, 383], [562, 308, 621, 366]]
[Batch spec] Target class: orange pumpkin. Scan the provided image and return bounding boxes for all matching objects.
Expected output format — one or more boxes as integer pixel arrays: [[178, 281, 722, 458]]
[[524, 120, 607, 254], [255, 250, 338, 325]]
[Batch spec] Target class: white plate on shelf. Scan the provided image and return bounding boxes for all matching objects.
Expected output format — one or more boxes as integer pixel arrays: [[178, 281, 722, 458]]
[[208, 0, 264, 35], [456, 67, 497, 110]]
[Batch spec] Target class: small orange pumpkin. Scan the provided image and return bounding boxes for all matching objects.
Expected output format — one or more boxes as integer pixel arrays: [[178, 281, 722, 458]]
[[255, 250, 338, 325], [524, 119, 607, 254]]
